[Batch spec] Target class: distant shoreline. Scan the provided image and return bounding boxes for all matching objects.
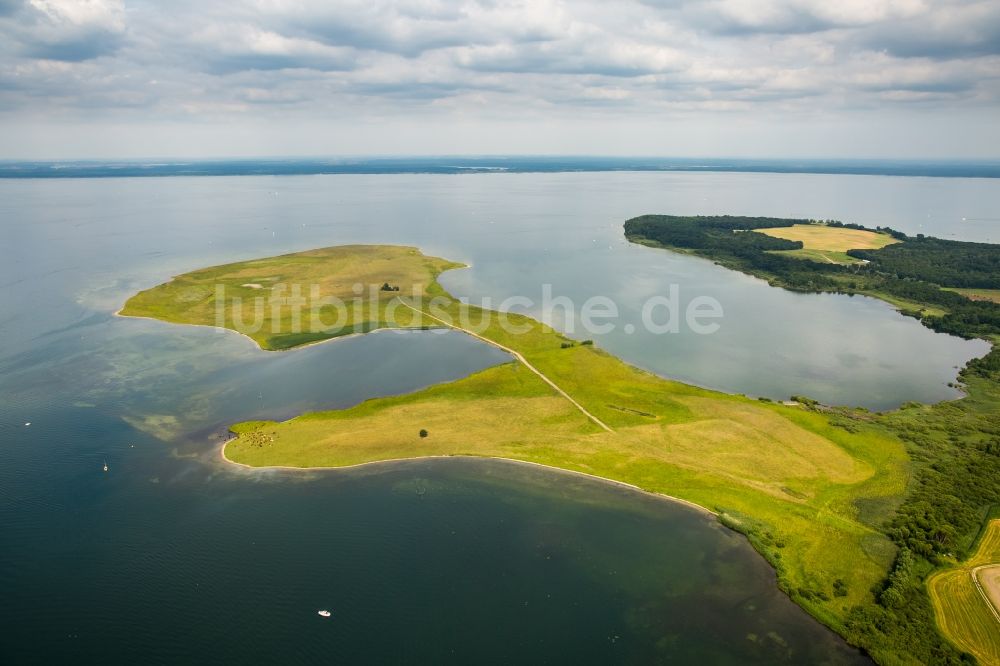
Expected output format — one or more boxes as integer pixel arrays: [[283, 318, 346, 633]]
[[4, 156, 1000, 179]]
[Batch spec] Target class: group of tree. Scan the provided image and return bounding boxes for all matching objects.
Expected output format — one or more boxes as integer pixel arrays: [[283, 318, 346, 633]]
[[850, 235, 1000, 288]]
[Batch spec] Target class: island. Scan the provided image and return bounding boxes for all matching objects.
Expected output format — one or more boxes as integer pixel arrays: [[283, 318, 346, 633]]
[[120, 217, 1000, 666]]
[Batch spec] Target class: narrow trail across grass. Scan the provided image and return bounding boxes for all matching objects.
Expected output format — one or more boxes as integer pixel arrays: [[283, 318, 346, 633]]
[[972, 564, 1000, 625], [399, 299, 615, 433]]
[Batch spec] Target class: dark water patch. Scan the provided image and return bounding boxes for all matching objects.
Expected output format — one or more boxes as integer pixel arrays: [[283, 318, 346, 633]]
[[0, 408, 870, 665]]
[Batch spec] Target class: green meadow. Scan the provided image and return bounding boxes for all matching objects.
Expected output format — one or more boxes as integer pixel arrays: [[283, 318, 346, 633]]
[[120, 245, 461, 350]]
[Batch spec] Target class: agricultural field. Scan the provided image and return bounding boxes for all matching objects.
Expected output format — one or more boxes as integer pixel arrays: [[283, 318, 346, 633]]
[[758, 223, 899, 253], [928, 520, 1000, 665]]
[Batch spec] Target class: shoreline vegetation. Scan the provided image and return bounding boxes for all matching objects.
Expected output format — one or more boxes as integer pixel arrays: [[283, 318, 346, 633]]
[[625, 215, 1000, 665], [218, 442, 718, 518], [121, 221, 1000, 665]]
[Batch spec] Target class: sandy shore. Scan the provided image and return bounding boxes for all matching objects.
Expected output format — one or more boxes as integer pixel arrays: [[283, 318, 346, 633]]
[[217, 438, 716, 517]]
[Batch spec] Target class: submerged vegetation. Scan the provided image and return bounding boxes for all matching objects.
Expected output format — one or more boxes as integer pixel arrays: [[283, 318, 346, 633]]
[[626, 215, 1000, 664]]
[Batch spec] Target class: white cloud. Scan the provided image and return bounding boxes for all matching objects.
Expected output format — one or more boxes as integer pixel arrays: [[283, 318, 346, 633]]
[[0, 0, 997, 156]]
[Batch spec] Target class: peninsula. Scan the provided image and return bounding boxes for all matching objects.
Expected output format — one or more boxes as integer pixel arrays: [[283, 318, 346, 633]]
[[121, 217, 1000, 665]]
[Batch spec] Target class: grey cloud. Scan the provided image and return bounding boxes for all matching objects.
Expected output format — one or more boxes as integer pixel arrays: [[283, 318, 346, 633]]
[[199, 50, 358, 75], [273, 5, 478, 57], [267, 0, 564, 58], [0, 0, 23, 18], [291, 18, 470, 57], [459, 51, 664, 78], [0, 0, 997, 129], [347, 80, 494, 100], [639, 0, 864, 37], [858, 12, 1000, 58], [23, 30, 123, 62], [1, 0, 126, 62], [684, 7, 840, 36], [857, 78, 974, 95]]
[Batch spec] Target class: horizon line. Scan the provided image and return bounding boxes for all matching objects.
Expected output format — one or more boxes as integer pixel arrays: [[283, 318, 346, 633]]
[[2, 155, 999, 180]]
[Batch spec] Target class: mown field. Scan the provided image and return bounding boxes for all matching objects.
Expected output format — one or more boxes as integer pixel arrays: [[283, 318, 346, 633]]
[[759, 223, 899, 252], [758, 224, 898, 266], [928, 520, 1000, 665]]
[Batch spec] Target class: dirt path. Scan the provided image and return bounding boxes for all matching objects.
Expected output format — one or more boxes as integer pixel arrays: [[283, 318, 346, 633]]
[[399, 300, 614, 433], [972, 564, 1000, 626]]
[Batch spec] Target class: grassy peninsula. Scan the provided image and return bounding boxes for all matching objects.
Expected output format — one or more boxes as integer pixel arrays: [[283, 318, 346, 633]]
[[121, 228, 1000, 665], [626, 215, 1000, 665], [121, 245, 462, 350]]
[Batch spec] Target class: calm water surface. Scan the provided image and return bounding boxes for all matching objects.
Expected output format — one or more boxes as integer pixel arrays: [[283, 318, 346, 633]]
[[2, 172, 997, 663]]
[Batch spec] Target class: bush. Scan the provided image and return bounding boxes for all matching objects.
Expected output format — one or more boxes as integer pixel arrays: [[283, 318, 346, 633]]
[[419, 429, 428, 438]]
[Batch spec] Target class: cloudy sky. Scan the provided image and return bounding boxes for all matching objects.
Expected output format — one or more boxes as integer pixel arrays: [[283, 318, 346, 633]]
[[1, 0, 998, 158]]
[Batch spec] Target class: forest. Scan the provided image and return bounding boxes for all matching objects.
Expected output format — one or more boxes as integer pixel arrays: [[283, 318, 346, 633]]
[[850, 236, 1000, 289]]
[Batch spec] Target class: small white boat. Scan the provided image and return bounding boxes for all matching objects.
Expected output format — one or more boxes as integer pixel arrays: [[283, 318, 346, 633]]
[[24, 422, 30, 427], [103, 460, 109, 472], [317, 610, 331, 617]]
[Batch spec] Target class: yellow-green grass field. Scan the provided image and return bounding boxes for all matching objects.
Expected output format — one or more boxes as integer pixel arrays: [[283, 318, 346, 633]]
[[945, 288, 1000, 305], [123, 244, 915, 641], [758, 223, 900, 252], [775, 248, 863, 265], [929, 520, 1000, 665], [758, 224, 899, 266], [120, 245, 462, 350]]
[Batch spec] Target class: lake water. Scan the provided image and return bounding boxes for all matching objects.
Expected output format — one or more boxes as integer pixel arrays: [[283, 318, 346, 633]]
[[2, 171, 998, 663]]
